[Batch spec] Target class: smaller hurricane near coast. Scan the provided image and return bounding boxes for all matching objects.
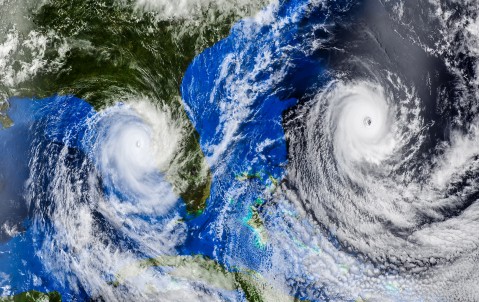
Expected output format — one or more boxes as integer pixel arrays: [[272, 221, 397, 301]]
[[1, 0, 479, 301]]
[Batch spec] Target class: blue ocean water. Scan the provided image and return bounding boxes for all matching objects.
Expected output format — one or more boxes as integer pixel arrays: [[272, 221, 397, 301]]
[[180, 0, 338, 270], [0, 0, 355, 300], [0, 97, 95, 300]]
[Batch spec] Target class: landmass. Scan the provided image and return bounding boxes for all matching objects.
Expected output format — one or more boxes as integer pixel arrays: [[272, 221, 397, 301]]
[[113, 255, 302, 302], [0, 291, 61, 302]]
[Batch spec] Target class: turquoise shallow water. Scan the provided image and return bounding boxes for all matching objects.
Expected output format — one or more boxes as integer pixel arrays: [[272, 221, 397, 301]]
[[0, 0, 330, 298], [1, 0, 479, 300]]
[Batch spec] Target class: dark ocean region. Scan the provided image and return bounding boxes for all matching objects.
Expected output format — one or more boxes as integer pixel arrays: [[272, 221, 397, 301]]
[[0, 0, 478, 300]]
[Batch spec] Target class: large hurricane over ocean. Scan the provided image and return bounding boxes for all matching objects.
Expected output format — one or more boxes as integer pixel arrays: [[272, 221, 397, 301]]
[[0, 0, 478, 301]]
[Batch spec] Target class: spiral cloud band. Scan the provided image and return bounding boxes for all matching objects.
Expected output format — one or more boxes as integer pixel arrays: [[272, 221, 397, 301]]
[[1, 0, 479, 300], [88, 101, 182, 215]]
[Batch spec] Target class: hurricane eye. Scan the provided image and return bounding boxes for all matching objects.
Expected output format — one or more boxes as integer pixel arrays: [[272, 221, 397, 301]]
[[364, 117, 372, 126]]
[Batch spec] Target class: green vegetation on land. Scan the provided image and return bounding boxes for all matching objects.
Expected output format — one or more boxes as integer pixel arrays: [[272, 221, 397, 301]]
[[13, 0, 259, 213], [0, 291, 61, 302], [114, 255, 300, 302]]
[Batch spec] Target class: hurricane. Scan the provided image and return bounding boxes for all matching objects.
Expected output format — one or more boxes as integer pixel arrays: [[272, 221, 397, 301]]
[[1, 0, 479, 301]]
